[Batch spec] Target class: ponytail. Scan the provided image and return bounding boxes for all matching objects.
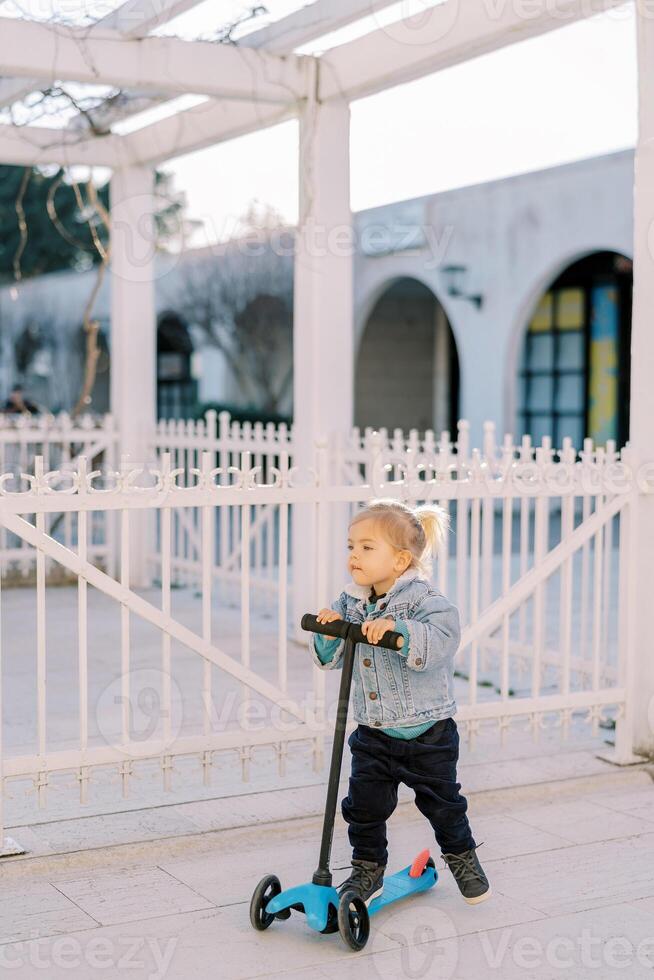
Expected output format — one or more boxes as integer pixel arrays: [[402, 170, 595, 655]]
[[414, 504, 450, 574]]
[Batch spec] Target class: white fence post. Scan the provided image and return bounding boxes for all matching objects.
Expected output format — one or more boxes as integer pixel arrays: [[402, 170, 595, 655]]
[[0, 555, 25, 855]]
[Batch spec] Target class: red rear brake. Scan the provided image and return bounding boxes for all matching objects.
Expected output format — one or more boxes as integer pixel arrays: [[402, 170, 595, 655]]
[[409, 848, 431, 878]]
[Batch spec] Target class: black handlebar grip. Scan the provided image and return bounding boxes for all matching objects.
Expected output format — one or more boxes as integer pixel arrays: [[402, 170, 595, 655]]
[[301, 613, 404, 651]]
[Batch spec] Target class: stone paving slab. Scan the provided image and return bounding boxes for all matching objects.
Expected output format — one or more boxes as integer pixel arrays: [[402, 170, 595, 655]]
[[52, 866, 215, 927], [0, 882, 98, 946], [584, 785, 654, 821], [22, 807, 206, 855], [505, 797, 654, 845], [491, 831, 654, 917]]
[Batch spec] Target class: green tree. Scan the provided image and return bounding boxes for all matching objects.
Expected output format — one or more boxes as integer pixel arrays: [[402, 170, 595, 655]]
[[0, 166, 185, 285]]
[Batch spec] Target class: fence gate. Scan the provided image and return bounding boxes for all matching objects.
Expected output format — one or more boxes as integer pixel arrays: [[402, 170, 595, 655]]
[[0, 450, 326, 856]]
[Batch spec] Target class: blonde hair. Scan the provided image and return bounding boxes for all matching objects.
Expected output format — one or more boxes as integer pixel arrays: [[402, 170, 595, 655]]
[[349, 497, 450, 577]]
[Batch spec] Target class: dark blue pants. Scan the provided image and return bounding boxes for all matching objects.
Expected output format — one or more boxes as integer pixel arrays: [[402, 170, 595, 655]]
[[341, 717, 476, 866]]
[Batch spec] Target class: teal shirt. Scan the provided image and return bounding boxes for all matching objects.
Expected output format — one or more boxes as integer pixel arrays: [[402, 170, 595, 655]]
[[313, 596, 436, 740]]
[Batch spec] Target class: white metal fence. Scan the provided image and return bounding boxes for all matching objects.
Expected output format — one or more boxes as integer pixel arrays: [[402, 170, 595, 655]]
[[0, 419, 638, 849], [151, 411, 625, 625], [150, 411, 294, 610], [0, 412, 119, 584]]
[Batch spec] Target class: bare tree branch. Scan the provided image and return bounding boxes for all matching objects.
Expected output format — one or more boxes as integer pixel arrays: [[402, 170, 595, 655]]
[[170, 209, 293, 414]]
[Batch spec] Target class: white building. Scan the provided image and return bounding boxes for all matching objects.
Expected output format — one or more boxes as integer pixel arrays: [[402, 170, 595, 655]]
[[0, 147, 633, 450]]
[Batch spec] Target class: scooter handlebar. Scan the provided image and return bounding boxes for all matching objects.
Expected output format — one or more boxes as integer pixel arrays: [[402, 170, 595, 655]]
[[301, 613, 404, 651]]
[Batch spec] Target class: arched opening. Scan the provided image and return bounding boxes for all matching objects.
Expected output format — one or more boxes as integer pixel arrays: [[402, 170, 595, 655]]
[[157, 312, 197, 420], [355, 277, 460, 434], [516, 251, 632, 449]]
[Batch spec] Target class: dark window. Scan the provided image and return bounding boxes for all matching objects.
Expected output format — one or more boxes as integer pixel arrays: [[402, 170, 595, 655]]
[[517, 252, 632, 450], [157, 313, 197, 420]]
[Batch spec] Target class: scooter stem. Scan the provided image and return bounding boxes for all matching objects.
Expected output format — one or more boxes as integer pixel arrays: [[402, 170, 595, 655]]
[[311, 628, 357, 887]]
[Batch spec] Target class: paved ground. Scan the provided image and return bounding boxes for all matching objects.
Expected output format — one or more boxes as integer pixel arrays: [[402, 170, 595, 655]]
[[1, 757, 653, 979]]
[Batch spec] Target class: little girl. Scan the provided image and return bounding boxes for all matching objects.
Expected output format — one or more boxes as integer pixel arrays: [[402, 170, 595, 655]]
[[309, 497, 490, 907]]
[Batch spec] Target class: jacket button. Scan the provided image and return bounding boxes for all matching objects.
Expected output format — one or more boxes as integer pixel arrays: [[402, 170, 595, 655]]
[[362, 658, 372, 667], [414, 657, 423, 666], [369, 692, 378, 700]]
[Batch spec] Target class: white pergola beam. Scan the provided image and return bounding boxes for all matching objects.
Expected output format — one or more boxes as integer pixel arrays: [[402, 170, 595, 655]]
[[72, 0, 366, 139], [241, 0, 398, 53], [124, 99, 296, 165], [94, 0, 207, 38], [0, 17, 307, 104], [319, 0, 627, 101], [66, 89, 172, 133], [0, 122, 123, 167], [70, 0, 397, 138]]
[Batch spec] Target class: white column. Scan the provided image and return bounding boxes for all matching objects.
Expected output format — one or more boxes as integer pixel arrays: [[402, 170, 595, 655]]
[[456, 319, 503, 450], [626, 5, 654, 759], [292, 81, 354, 634], [110, 165, 157, 587]]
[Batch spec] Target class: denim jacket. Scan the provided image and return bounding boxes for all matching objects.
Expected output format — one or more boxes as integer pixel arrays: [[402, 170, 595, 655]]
[[308, 568, 461, 728]]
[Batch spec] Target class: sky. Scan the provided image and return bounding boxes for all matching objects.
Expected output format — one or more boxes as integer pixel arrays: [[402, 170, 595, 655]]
[[157, 4, 638, 249]]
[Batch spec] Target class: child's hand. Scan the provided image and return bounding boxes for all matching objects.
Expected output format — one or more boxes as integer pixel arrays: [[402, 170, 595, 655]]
[[316, 608, 343, 625], [361, 617, 396, 645]]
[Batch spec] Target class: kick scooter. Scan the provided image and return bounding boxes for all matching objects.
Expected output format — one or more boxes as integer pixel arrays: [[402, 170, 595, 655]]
[[249, 613, 438, 951]]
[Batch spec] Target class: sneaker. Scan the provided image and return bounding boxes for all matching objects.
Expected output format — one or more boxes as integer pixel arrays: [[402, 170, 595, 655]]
[[441, 846, 491, 905], [337, 858, 385, 906]]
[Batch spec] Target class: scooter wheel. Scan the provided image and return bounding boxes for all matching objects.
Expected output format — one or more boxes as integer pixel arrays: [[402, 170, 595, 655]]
[[337, 889, 370, 951], [249, 874, 287, 930]]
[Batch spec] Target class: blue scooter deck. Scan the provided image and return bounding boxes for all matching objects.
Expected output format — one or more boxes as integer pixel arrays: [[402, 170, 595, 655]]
[[368, 862, 438, 915], [266, 862, 438, 932]]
